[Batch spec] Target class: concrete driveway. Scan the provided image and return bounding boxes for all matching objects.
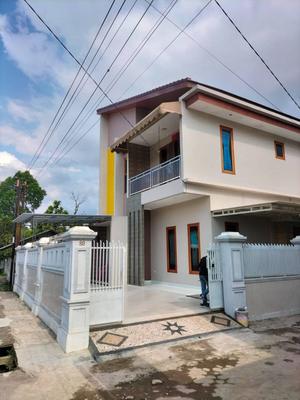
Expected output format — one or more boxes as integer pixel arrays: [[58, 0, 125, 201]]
[[1, 289, 300, 400]]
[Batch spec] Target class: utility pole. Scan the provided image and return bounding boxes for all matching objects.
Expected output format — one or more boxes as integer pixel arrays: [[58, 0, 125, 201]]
[[9, 179, 27, 289]]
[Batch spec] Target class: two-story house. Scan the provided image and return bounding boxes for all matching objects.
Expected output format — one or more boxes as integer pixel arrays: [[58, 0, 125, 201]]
[[97, 78, 300, 287]]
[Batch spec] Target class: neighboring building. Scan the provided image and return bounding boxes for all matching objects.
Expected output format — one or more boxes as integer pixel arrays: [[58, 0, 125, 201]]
[[97, 78, 300, 287]]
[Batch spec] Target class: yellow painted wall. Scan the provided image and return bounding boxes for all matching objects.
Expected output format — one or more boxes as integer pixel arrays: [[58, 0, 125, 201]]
[[106, 149, 115, 215]]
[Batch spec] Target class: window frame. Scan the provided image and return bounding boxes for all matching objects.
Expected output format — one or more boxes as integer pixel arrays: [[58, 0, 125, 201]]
[[187, 223, 201, 275], [274, 140, 285, 160], [166, 226, 177, 273], [220, 125, 236, 174]]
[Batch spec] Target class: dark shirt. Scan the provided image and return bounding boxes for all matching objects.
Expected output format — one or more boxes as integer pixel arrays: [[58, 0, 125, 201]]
[[198, 256, 208, 277]]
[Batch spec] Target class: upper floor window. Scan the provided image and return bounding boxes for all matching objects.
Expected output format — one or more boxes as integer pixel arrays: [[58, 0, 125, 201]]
[[220, 126, 235, 174], [274, 141, 285, 160], [166, 226, 177, 273]]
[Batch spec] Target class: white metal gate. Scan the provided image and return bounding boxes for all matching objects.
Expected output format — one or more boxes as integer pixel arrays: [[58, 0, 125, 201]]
[[90, 241, 127, 326], [207, 244, 224, 310]]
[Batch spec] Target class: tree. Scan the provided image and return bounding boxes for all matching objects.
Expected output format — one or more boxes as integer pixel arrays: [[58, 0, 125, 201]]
[[0, 170, 46, 219], [38, 200, 69, 234], [45, 200, 68, 215], [70, 192, 86, 215], [0, 170, 46, 260]]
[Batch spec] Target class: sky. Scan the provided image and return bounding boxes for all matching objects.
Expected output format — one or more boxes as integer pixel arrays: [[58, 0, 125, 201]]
[[0, 0, 299, 214]]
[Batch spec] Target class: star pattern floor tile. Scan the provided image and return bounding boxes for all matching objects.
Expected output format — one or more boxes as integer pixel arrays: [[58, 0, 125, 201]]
[[90, 313, 240, 356]]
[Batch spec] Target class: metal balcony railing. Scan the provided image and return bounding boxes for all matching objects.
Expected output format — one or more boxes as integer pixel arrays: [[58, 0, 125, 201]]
[[129, 155, 181, 196]]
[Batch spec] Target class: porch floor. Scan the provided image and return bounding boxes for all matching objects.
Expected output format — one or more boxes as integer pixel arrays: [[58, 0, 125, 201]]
[[124, 283, 208, 324]]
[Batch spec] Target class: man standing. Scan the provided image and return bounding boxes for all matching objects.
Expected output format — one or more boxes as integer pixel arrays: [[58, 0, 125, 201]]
[[199, 255, 209, 307]]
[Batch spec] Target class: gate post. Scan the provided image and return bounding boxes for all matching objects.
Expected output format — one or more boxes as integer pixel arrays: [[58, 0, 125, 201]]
[[32, 237, 50, 316], [215, 232, 247, 319], [20, 243, 32, 301], [57, 226, 96, 353]]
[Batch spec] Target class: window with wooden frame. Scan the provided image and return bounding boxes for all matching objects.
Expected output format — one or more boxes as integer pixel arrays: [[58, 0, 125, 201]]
[[274, 141, 285, 160], [224, 221, 239, 232], [220, 126, 235, 174], [166, 226, 177, 273], [187, 223, 201, 274]]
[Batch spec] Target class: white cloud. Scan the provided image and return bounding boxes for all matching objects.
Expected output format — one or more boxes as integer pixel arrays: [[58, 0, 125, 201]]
[[7, 99, 41, 122], [0, 151, 26, 180]]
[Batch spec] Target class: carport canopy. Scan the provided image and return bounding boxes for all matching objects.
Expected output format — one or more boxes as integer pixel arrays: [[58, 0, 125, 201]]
[[13, 213, 111, 228], [212, 202, 300, 218]]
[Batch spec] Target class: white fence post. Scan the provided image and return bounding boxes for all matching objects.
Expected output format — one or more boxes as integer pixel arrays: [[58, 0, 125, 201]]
[[20, 243, 32, 301], [32, 237, 50, 316], [215, 232, 247, 319], [57, 226, 96, 353]]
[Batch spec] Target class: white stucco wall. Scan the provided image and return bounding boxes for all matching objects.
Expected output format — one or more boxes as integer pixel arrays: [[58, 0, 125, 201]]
[[246, 277, 300, 320], [181, 105, 300, 199], [150, 197, 212, 286]]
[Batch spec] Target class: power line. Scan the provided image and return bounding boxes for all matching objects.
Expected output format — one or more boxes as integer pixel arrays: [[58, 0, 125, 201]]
[[30, 0, 128, 170], [117, 0, 214, 99], [34, 0, 155, 175], [57, 0, 282, 147], [26, 0, 118, 170], [51, 0, 138, 144], [52, 0, 212, 166], [143, 0, 281, 111], [53, 0, 179, 165], [214, 0, 300, 113]]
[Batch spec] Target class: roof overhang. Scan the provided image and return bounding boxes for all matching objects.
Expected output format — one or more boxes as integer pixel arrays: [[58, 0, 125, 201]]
[[111, 101, 181, 152], [212, 202, 300, 218], [182, 85, 300, 141], [13, 213, 111, 226]]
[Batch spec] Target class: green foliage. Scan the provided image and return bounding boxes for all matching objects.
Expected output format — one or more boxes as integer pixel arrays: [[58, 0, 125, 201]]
[[45, 200, 68, 215], [38, 200, 69, 234], [0, 170, 46, 219], [0, 170, 46, 260]]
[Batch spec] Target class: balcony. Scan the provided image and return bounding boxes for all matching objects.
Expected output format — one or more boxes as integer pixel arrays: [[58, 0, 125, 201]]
[[129, 156, 181, 196]]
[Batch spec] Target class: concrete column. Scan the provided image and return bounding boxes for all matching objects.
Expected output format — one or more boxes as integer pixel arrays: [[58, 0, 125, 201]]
[[32, 237, 50, 316], [57, 226, 96, 353], [20, 243, 32, 301], [216, 232, 247, 319]]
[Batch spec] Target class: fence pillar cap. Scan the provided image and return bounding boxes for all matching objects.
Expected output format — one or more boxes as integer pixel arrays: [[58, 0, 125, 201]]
[[38, 237, 51, 246], [215, 231, 247, 242], [60, 226, 97, 241], [290, 235, 300, 245]]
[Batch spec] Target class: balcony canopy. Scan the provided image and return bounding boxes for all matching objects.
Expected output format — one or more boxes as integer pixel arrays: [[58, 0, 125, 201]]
[[111, 101, 181, 152]]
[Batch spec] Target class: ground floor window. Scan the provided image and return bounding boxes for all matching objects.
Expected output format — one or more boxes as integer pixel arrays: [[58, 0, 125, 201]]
[[166, 226, 177, 273], [187, 223, 200, 274], [225, 221, 239, 232]]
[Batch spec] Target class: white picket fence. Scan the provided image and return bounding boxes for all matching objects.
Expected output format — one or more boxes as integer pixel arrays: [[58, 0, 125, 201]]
[[89, 240, 127, 326], [243, 243, 300, 279]]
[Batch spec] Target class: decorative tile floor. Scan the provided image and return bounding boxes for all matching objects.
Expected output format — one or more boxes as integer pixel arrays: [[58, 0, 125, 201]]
[[90, 313, 240, 356]]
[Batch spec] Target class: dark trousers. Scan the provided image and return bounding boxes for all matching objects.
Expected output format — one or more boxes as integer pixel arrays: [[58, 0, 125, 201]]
[[200, 275, 209, 302]]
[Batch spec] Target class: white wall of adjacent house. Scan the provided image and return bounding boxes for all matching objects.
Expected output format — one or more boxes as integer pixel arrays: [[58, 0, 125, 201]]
[[180, 105, 300, 202], [150, 196, 211, 287]]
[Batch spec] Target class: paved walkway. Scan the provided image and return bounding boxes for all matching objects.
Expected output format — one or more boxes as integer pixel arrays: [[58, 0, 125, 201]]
[[91, 313, 239, 356], [124, 283, 206, 323]]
